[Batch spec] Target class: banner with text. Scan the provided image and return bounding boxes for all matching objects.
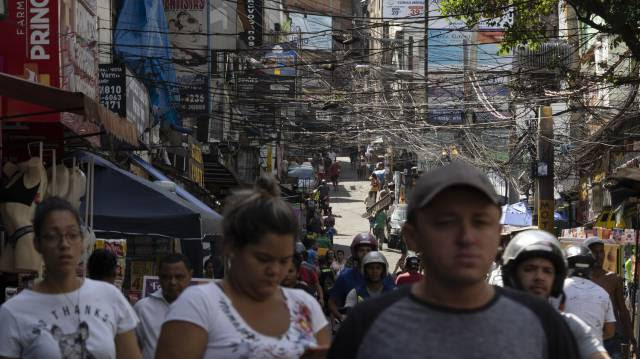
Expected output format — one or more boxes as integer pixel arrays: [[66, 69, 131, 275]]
[[165, 0, 209, 115]]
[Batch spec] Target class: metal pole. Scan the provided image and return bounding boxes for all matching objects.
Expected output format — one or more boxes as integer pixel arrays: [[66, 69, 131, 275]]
[[536, 105, 555, 233]]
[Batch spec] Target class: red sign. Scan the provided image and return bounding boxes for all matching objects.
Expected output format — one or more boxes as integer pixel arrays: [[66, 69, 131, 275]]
[[0, 0, 60, 122]]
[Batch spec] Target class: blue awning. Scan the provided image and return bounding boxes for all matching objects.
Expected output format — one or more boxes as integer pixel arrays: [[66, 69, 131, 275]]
[[73, 151, 220, 238]]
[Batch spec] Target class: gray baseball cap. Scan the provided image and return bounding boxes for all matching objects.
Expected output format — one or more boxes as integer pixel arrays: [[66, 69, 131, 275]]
[[407, 161, 500, 219]]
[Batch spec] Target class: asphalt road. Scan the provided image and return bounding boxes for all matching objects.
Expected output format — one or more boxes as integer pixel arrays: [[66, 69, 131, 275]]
[[329, 158, 403, 272]]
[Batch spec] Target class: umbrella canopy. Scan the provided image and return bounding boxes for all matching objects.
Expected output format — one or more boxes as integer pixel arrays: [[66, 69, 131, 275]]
[[75, 151, 219, 238], [501, 201, 565, 227]]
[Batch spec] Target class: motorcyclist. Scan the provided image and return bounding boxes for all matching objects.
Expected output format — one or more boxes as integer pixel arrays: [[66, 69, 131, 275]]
[[502, 230, 610, 359], [563, 244, 616, 343], [395, 252, 423, 286], [328, 233, 395, 322], [345, 251, 395, 308]]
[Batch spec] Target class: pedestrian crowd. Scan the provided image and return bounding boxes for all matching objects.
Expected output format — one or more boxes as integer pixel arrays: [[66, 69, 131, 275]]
[[0, 160, 636, 358]]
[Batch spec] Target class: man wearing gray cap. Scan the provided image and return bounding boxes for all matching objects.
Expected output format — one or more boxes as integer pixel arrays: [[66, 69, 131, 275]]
[[329, 161, 579, 359]]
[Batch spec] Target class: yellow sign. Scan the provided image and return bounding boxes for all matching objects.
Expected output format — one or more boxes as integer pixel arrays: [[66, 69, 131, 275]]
[[538, 199, 555, 233], [190, 144, 204, 187]]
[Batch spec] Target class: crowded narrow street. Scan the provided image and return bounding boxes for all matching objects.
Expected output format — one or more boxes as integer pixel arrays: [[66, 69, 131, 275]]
[[330, 159, 402, 270]]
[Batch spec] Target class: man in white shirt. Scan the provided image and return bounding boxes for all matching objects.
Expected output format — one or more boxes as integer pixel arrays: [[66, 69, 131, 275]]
[[328, 151, 337, 163], [563, 245, 616, 342], [134, 254, 193, 359]]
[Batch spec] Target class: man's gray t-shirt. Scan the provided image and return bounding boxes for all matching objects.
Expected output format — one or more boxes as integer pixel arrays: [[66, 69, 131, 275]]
[[329, 286, 579, 359]]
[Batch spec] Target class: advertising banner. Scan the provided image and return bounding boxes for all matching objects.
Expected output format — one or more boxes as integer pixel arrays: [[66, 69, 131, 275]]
[[99, 64, 150, 141], [237, 74, 296, 99], [59, 0, 101, 145], [238, 0, 263, 48], [383, 0, 424, 19], [165, 0, 209, 114], [126, 67, 150, 139], [263, 50, 297, 76], [0, 0, 61, 122], [290, 14, 332, 50], [99, 64, 127, 118]]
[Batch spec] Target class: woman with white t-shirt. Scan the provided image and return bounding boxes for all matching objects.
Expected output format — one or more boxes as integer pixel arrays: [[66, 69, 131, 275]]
[[0, 197, 141, 359], [156, 176, 330, 359]]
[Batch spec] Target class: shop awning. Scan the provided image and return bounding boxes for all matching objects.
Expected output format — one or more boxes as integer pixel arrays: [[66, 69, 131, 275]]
[[129, 154, 222, 220], [74, 151, 220, 238], [0, 72, 139, 146]]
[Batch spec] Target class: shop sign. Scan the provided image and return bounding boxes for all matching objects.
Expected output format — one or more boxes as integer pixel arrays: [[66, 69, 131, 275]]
[[236, 74, 295, 99], [238, 0, 262, 48], [383, 0, 424, 19], [290, 13, 332, 50], [0, 0, 61, 122], [263, 50, 296, 76], [126, 67, 150, 139], [165, 0, 209, 115], [99, 64, 150, 142], [190, 144, 204, 187], [60, 0, 100, 145], [99, 64, 126, 117]]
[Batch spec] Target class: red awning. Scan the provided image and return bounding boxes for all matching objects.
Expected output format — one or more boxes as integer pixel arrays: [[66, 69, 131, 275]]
[[0, 72, 139, 146]]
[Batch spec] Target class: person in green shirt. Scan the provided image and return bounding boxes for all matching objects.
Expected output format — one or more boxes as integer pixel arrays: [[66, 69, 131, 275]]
[[373, 207, 389, 250]]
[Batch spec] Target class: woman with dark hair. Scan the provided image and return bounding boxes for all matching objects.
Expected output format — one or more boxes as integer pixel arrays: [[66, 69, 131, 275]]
[[0, 197, 141, 359], [87, 248, 118, 284], [156, 176, 330, 359]]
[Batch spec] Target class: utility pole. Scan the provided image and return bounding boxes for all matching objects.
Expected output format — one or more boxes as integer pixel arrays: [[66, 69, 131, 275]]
[[536, 105, 554, 233]]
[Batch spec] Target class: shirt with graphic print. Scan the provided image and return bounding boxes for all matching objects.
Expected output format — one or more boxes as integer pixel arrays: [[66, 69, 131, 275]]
[[563, 276, 616, 341], [0, 278, 139, 359], [329, 286, 580, 359], [163, 282, 327, 358]]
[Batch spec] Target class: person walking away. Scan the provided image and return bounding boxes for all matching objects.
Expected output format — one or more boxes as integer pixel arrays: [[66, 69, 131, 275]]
[[501, 229, 611, 359], [344, 252, 394, 309], [0, 197, 141, 358], [328, 150, 337, 164], [156, 176, 329, 359], [88, 248, 118, 285], [359, 155, 368, 180], [585, 237, 637, 357], [134, 254, 192, 359], [329, 161, 579, 359], [563, 245, 617, 343], [373, 207, 388, 250], [328, 233, 394, 323], [395, 254, 423, 286], [329, 161, 341, 190], [369, 174, 380, 202]]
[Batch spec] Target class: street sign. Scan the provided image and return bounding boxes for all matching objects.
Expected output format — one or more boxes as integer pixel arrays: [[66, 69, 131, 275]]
[[538, 199, 555, 233]]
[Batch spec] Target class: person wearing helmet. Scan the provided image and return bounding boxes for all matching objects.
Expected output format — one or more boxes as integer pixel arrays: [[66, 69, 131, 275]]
[[395, 253, 423, 286], [585, 237, 637, 356], [344, 252, 395, 308], [328, 233, 394, 322], [329, 161, 579, 359], [502, 230, 610, 359], [563, 244, 616, 343]]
